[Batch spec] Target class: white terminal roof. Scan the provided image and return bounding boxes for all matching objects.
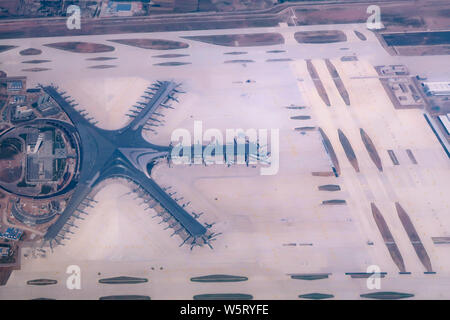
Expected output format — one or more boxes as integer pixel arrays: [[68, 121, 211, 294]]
[[423, 82, 450, 92]]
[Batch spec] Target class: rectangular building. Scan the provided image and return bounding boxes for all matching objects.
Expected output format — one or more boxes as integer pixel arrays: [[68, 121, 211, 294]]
[[438, 114, 450, 135], [11, 105, 35, 123], [36, 94, 60, 117], [0, 245, 10, 257], [422, 82, 450, 96], [0, 228, 23, 241], [26, 130, 56, 182]]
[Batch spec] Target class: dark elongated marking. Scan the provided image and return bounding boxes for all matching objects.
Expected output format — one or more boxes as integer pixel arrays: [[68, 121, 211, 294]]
[[387, 150, 399, 165], [290, 273, 330, 280], [360, 291, 414, 299], [318, 128, 340, 176], [98, 276, 148, 284], [338, 129, 359, 172], [318, 184, 341, 191], [27, 279, 58, 286], [299, 293, 334, 300], [322, 199, 346, 205], [190, 274, 248, 283], [360, 129, 383, 171]]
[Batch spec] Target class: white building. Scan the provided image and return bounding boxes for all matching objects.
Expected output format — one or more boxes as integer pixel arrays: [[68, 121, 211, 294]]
[[422, 82, 450, 96], [438, 114, 450, 135]]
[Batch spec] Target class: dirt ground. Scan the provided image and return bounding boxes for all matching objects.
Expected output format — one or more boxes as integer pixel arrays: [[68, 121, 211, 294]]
[[109, 39, 189, 50], [44, 42, 115, 53], [0, 0, 20, 17], [395, 45, 450, 56], [0, 16, 279, 40], [293, 1, 450, 32], [198, 0, 274, 12], [294, 30, 347, 44], [0, 1, 448, 41], [19, 48, 41, 56], [0, 166, 21, 183], [183, 33, 284, 47], [383, 32, 450, 46], [0, 140, 23, 184]]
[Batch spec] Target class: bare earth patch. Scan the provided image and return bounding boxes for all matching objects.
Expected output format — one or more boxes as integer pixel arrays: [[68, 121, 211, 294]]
[[383, 31, 450, 46], [295, 30, 347, 44], [395, 45, 450, 56], [0, 166, 21, 183], [0, 139, 23, 183], [44, 42, 115, 53], [109, 39, 189, 50], [19, 48, 42, 55], [183, 33, 284, 47]]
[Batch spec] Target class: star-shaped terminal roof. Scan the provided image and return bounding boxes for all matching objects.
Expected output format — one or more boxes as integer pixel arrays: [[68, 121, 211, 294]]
[[41, 81, 214, 250]]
